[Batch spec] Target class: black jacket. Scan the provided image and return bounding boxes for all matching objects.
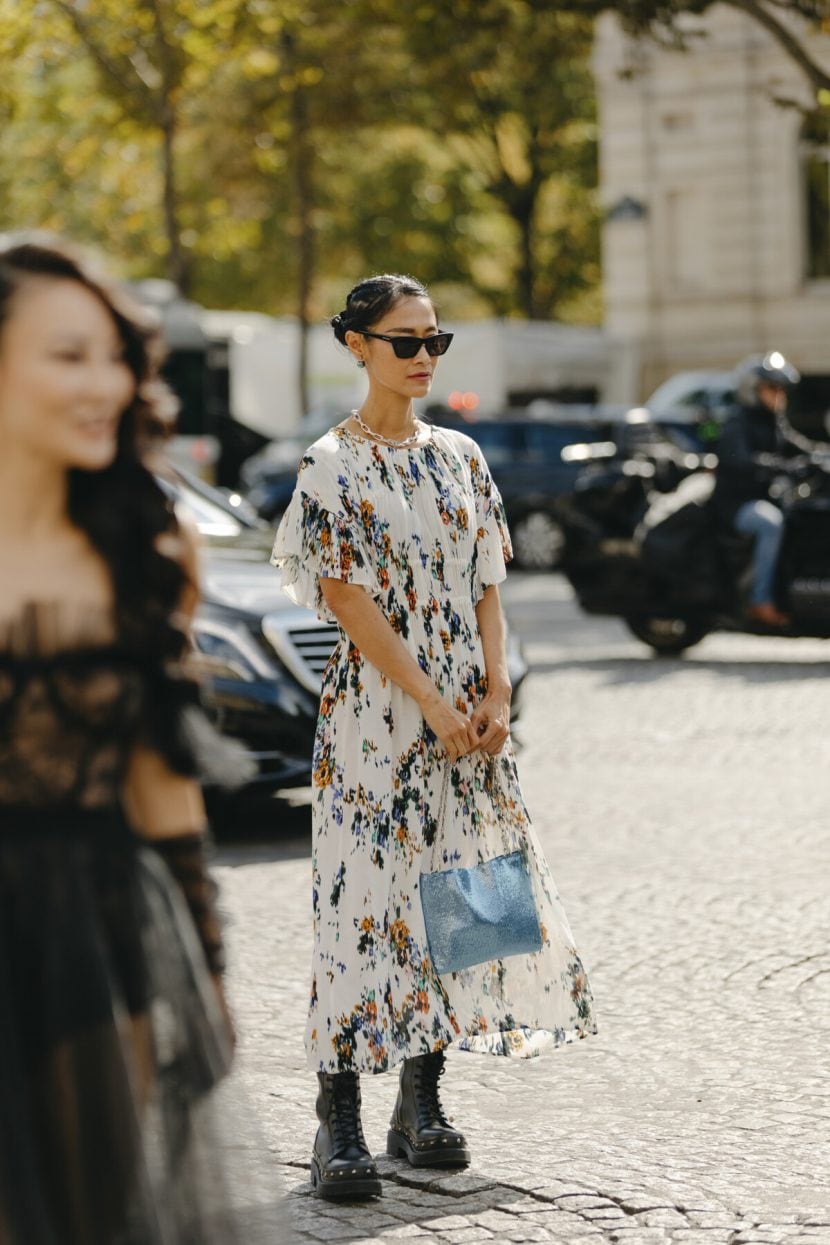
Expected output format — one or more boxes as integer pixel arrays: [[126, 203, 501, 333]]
[[711, 404, 813, 521]]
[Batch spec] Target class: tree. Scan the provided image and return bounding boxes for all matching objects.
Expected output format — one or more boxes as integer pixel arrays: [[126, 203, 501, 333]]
[[369, 0, 600, 320], [0, 0, 606, 361], [42, 0, 240, 291], [0, 3, 163, 266]]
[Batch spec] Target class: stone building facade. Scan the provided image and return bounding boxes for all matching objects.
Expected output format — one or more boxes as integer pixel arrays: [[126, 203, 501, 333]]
[[593, 6, 830, 402]]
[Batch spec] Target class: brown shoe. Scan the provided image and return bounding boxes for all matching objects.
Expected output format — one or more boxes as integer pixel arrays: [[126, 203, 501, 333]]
[[746, 602, 790, 628]]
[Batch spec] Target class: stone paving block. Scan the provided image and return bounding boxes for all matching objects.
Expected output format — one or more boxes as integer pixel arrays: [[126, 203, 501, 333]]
[[521, 1209, 588, 1225], [384, 1169, 438, 1188], [495, 1197, 565, 1216], [580, 1207, 630, 1220], [380, 1225, 433, 1239], [384, 1187, 441, 1204], [596, 1235, 671, 1245], [429, 1174, 500, 1196], [516, 1179, 598, 1198], [639, 1209, 693, 1228], [684, 1214, 753, 1228], [614, 1199, 681, 1214], [432, 1230, 494, 1243], [736, 1237, 805, 1243], [421, 1215, 474, 1231], [507, 1226, 567, 1243], [290, 1224, 370, 1242], [525, 1230, 604, 1240], [666, 1232, 742, 1240], [558, 1238, 607, 1245], [554, 1196, 622, 1212], [470, 1208, 539, 1230]]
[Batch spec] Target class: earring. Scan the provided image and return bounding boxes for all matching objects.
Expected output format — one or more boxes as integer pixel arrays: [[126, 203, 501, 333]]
[[356, 359, 365, 369]]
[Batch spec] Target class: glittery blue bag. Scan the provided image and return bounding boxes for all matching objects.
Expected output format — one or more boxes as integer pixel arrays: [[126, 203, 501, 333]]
[[420, 767, 542, 975]]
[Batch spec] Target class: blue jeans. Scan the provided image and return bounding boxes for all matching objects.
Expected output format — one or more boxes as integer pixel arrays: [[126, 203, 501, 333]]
[[734, 500, 785, 605]]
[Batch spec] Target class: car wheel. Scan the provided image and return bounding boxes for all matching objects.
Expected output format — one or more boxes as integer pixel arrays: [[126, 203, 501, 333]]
[[511, 511, 564, 570], [624, 614, 709, 656]]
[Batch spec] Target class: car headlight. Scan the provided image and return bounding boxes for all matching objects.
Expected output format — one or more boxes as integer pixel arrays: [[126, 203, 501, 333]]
[[190, 618, 275, 683]]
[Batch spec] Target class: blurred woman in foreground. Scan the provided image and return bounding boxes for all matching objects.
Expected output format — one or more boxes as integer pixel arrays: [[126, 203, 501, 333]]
[[0, 235, 241, 1243]]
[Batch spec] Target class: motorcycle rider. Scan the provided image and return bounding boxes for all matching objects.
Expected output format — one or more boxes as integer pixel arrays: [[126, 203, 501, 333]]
[[712, 352, 811, 627]]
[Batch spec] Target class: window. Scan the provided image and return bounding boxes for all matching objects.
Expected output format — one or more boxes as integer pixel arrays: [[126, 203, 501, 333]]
[[664, 188, 706, 289], [524, 423, 606, 463], [803, 112, 830, 279], [463, 422, 521, 466]]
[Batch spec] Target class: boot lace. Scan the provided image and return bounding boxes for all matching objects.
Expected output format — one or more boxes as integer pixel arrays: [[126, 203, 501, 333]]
[[331, 1074, 366, 1145], [415, 1056, 451, 1128]]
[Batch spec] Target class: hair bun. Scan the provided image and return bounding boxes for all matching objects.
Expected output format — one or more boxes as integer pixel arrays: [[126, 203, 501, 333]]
[[331, 274, 431, 348]]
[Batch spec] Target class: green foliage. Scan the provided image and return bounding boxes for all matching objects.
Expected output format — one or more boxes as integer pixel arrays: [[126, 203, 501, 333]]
[[0, 0, 604, 323], [1, 0, 825, 327]]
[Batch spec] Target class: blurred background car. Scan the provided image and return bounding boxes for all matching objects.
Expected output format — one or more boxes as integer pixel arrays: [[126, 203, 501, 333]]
[[162, 468, 528, 813]]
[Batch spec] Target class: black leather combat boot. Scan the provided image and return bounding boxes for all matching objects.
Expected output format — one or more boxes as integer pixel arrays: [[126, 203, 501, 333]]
[[310, 1071, 382, 1200], [386, 1051, 470, 1168]]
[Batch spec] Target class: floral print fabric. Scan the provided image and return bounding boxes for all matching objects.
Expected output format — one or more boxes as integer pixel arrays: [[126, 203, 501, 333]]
[[271, 425, 596, 1073]]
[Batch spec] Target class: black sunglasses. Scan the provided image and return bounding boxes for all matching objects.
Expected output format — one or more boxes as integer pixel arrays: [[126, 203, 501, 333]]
[[359, 330, 454, 359]]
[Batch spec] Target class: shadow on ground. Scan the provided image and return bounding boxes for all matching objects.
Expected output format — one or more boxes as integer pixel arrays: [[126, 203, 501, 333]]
[[285, 1158, 595, 1243]]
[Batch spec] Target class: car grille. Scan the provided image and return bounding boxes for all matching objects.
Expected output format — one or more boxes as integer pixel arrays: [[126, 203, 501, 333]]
[[261, 612, 339, 694]]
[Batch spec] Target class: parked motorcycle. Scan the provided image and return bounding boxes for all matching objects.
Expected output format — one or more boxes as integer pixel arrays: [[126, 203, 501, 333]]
[[556, 441, 830, 655]]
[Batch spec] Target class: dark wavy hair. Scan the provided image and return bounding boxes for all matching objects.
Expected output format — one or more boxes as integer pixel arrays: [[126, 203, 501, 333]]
[[330, 273, 435, 346], [0, 235, 187, 659]]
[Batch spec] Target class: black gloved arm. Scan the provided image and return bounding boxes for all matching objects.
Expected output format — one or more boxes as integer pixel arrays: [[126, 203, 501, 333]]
[[151, 831, 225, 976]]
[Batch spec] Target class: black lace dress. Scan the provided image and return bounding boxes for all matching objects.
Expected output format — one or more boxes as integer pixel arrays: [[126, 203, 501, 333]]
[[0, 604, 240, 1245]]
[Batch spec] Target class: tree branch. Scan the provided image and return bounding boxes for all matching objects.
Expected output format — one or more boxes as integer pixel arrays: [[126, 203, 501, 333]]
[[145, 0, 178, 97], [49, 0, 155, 112], [722, 0, 830, 94]]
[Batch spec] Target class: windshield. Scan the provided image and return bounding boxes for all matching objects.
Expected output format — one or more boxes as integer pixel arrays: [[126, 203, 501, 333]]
[[646, 372, 734, 415], [156, 475, 243, 539]]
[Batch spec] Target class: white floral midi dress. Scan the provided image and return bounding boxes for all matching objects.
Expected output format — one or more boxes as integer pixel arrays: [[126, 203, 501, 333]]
[[271, 424, 596, 1073]]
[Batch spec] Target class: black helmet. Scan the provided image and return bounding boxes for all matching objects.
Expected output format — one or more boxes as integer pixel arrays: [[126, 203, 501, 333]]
[[734, 352, 800, 408]]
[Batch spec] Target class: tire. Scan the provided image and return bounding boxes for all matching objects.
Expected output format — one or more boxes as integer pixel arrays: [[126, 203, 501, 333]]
[[624, 614, 710, 656], [511, 511, 565, 571]]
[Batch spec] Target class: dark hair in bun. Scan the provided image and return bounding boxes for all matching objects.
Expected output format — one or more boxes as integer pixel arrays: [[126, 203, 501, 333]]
[[331, 274, 433, 345]]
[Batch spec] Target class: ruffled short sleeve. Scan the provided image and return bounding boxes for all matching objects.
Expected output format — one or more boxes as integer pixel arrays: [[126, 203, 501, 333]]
[[468, 446, 513, 602], [270, 441, 378, 622]]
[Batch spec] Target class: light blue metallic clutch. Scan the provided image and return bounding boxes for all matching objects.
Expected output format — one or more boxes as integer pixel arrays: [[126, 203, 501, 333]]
[[420, 849, 542, 975]]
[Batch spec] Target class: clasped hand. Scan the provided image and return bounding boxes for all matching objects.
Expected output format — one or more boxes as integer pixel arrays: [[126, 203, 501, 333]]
[[421, 687, 511, 762]]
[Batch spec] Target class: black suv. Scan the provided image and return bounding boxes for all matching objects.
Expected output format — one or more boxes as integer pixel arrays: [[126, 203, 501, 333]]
[[433, 415, 616, 570]]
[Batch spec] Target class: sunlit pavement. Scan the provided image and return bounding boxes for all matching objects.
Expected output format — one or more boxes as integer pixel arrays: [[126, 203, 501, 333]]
[[215, 572, 830, 1244]]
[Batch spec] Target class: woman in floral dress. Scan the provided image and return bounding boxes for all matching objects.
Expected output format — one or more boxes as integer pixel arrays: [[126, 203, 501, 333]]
[[272, 274, 596, 1201]]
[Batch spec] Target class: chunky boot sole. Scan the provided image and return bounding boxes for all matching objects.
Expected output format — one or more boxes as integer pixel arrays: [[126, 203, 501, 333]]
[[386, 1126, 470, 1169], [310, 1154, 382, 1201]]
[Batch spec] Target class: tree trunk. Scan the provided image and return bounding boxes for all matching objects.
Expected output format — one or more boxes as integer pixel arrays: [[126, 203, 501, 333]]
[[285, 33, 314, 419], [293, 95, 313, 419], [160, 105, 188, 293], [516, 200, 535, 319], [510, 182, 542, 319]]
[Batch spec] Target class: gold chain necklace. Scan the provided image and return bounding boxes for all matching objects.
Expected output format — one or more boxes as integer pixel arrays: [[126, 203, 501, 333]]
[[350, 409, 427, 449]]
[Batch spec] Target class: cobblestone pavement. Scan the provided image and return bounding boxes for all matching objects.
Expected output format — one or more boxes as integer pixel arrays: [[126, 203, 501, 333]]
[[215, 573, 830, 1244]]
